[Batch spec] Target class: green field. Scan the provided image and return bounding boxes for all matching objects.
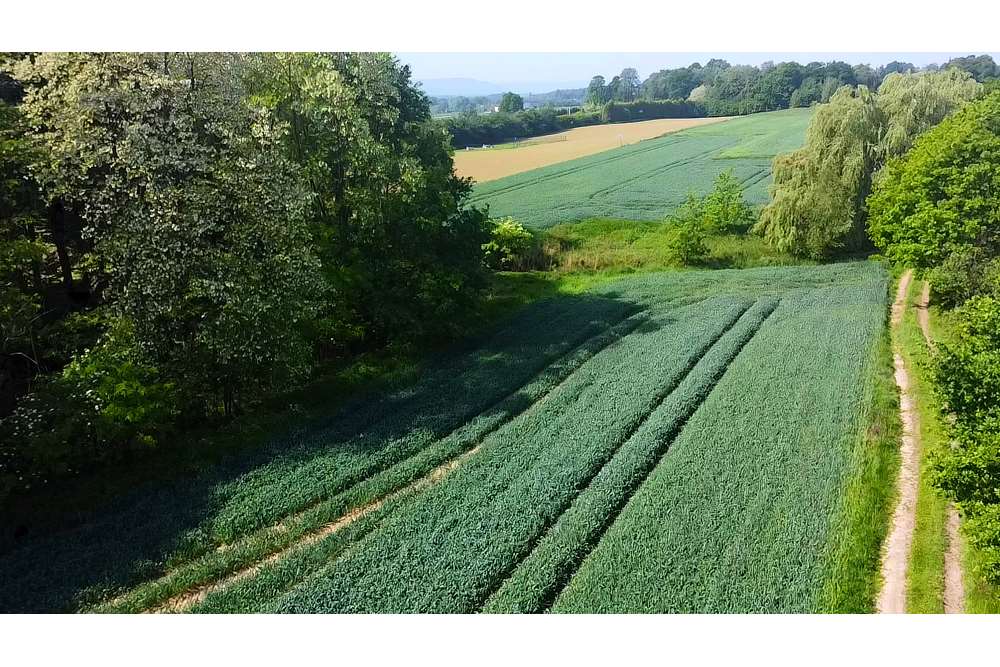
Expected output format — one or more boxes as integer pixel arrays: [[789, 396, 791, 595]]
[[469, 108, 813, 229], [0, 262, 891, 613]]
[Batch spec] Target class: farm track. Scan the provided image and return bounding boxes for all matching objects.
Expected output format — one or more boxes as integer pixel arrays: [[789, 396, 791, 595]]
[[100, 309, 650, 613], [479, 299, 778, 613], [913, 281, 965, 613], [880, 270, 919, 613]]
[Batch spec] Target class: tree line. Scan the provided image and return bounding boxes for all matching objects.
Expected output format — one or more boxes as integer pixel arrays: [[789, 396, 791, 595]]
[[0, 53, 492, 497], [440, 56, 1000, 150], [869, 88, 1000, 586], [588, 55, 999, 115]]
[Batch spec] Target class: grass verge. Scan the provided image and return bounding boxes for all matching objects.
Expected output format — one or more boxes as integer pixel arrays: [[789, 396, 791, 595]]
[[894, 279, 949, 613], [817, 279, 901, 613]]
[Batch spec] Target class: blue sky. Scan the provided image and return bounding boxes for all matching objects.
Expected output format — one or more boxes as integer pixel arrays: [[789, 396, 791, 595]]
[[397, 52, 999, 91]]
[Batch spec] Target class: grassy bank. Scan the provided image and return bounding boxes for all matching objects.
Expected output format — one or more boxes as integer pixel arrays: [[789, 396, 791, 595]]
[[818, 280, 901, 612], [895, 277, 949, 613]]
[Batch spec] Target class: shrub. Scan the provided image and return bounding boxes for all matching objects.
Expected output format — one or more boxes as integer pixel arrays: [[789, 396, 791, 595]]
[[667, 196, 709, 265], [702, 170, 757, 234], [932, 296, 1000, 426], [927, 246, 1000, 308], [0, 322, 178, 498], [483, 218, 539, 271]]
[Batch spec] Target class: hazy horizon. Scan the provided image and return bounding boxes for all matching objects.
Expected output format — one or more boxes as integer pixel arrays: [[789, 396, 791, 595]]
[[399, 52, 1000, 94]]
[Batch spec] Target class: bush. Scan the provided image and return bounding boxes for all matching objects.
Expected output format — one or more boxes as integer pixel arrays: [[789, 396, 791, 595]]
[[702, 170, 757, 233], [927, 246, 1000, 308], [932, 296, 1000, 426], [667, 196, 709, 265], [0, 322, 178, 498], [482, 218, 539, 271]]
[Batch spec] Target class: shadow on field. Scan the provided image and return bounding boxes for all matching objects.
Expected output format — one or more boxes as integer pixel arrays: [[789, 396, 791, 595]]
[[0, 291, 646, 613]]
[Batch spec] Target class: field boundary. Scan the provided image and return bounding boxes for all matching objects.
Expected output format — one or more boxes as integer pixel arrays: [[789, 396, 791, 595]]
[[479, 298, 778, 613], [96, 307, 651, 613]]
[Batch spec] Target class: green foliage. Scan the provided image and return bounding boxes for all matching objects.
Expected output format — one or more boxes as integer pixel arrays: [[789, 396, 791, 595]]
[[760, 70, 981, 258], [482, 217, 537, 271], [667, 195, 709, 264], [1, 52, 493, 499], [701, 169, 757, 233], [945, 54, 1000, 83], [13, 53, 323, 415], [472, 108, 812, 229], [931, 296, 1000, 427], [1, 321, 176, 496], [600, 99, 704, 123], [868, 91, 1000, 268], [498, 91, 523, 113], [926, 247, 1000, 309], [757, 86, 883, 258], [442, 106, 602, 148]]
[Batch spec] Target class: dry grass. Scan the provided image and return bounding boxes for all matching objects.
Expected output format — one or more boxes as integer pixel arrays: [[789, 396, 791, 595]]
[[453, 117, 731, 183]]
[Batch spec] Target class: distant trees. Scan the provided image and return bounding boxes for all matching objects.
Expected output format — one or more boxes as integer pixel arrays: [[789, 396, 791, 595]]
[[757, 69, 981, 258], [583, 56, 999, 121], [441, 106, 602, 148], [586, 75, 609, 107], [499, 91, 524, 112], [945, 54, 1000, 82]]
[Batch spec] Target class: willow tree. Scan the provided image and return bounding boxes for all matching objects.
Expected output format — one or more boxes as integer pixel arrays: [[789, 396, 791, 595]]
[[757, 69, 981, 258], [756, 86, 883, 257]]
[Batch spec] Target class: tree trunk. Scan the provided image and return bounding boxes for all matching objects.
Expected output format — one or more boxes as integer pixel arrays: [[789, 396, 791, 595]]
[[47, 199, 74, 292]]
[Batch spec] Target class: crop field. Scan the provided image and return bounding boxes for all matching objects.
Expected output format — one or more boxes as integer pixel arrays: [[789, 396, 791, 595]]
[[0, 261, 890, 614], [469, 108, 813, 229], [452, 116, 730, 183]]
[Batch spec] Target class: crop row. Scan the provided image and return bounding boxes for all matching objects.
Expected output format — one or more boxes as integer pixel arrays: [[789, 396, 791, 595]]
[[94, 308, 649, 613], [481, 296, 779, 612], [552, 272, 889, 612], [261, 296, 755, 613], [0, 294, 635, 612]]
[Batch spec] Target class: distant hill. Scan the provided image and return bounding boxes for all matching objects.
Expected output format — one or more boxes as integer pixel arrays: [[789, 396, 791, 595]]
[[418, 78, 586, 97], [418, 78, 504, 97]]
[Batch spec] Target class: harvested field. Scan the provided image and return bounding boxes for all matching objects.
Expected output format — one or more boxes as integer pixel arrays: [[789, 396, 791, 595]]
[[453, 116, 730, 183]]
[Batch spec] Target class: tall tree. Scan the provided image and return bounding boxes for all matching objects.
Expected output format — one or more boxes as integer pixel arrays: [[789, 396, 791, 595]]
[[12, 53, 323, 413], [758, 69, 981, 257], [499, 91, 523, 112]]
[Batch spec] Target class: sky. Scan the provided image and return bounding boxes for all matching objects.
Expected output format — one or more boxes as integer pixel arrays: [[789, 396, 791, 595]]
[[397, 52, 999, 93]]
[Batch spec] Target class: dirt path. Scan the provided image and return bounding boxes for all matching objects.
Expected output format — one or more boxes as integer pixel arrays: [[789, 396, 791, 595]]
[[879, 270, 919, 613], [914, 281, 966, 613]]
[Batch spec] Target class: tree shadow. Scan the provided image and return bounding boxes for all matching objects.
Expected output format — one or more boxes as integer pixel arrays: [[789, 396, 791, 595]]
[[0, 290, 647, 612]]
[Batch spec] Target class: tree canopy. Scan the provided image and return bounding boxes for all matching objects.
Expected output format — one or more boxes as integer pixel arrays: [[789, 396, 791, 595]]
[[756, 69, 981, 257], [868, 90, 1000, 268]]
